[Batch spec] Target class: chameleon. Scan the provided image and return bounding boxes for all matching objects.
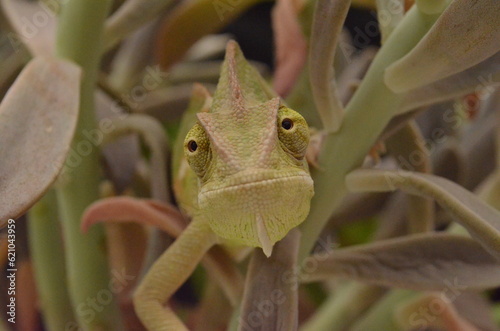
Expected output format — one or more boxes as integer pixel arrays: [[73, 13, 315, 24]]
[[133, 40, 314, 330]]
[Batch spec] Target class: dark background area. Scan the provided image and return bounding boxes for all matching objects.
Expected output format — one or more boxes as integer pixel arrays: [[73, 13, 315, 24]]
[[222, 2, 380, 70]]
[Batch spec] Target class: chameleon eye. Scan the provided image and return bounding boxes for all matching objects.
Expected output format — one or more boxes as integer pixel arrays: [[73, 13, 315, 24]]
[[281, 118, 294, 130], [184, 124, 211, 177], [277, 106, 309, 160], [187, 140, 198, 153]]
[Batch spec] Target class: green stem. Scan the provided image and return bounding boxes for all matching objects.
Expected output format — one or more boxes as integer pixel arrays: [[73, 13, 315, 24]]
[[55, 0, 122, 329], [299, 6, 442, 260], [493, 303, 500, 326], [28, 191, 76, 330]]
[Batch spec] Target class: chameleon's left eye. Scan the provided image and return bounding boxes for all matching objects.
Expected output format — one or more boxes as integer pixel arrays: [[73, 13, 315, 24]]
[[187, 140, 198, 152], [277, 106, 309, 160], [184, 123, 211, 177]]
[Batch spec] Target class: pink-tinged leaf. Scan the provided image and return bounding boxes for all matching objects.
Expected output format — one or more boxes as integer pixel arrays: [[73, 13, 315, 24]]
[[81, 196, 186, 237], [1, 0, 56, 56], [0, 57, 80, 220], [385, 0, 500, 93], [82, 196, 245, 306], [272, 0, 307, 97], [453, 293, 499, 331], [308, 0, 350, 132]]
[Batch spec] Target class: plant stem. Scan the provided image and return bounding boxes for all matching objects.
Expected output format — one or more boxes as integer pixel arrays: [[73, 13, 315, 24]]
[[299, 6, 442, 260], [55, 0, 122, 329], [28, 191, 76, 330]]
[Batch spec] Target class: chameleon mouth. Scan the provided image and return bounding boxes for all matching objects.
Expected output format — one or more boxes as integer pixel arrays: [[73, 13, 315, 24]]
[[200, 172, 313, 196]]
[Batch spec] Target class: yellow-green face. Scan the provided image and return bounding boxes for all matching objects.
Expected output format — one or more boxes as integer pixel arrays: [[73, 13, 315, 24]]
[[183, 100, 314, 255]]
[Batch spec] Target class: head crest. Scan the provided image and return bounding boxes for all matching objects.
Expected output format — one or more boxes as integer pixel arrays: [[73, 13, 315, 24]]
[[211, 41, 276, 113]]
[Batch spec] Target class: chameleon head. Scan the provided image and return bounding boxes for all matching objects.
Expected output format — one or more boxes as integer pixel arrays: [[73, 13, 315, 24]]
[[183, 41, 314, 257]]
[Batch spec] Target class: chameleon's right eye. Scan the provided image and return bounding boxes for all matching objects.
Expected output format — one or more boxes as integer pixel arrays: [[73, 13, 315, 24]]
[[277, 106, 309, 160], [184, 123, 211, 177]]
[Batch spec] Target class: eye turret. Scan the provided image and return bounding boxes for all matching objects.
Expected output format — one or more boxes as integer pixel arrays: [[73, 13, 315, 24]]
[[277, 106, 309, 160], [184, 123, 211, 177]]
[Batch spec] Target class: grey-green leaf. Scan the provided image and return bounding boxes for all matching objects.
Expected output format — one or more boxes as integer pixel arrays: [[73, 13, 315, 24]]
[[345, 168, 500, 261], [302, 233, 500, 290], [308, 0, 349, 132], [238, 229, 300, 331], [385, 0, 500, 93], [103, 0, 178, 50], [0, 57, 81, 220], [398, 52, 500, 114]]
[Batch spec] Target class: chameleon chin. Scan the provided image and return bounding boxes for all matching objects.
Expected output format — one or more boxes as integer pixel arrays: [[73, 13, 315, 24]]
[[199, 170, 314, 257]]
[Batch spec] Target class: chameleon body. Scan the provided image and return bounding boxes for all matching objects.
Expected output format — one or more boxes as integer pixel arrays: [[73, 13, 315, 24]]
[[134, 41, 314, 330]]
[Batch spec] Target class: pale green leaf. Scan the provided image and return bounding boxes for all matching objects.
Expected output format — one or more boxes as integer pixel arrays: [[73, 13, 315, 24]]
[[0, 57, 80, 220], [415, 0, 448, 15], [375, 0, 404, 43]]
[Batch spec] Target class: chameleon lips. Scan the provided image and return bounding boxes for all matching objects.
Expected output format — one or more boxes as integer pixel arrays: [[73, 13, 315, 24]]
[[198, 171, 314, 252], [199, 172, 312, 195]]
